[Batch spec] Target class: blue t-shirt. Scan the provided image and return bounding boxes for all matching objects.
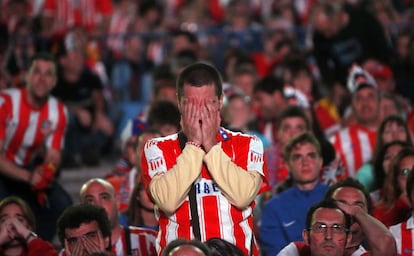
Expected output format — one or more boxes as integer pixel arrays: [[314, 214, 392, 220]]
[[259, 182, 328, 256]]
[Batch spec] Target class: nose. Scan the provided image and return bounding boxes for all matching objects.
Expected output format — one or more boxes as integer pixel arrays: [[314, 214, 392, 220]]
[[324, 227, 333, 240]]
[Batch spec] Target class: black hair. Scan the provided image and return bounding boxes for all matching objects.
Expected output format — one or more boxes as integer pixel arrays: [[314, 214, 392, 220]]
[[324, 177, 372, 213], [373, 140, 411, 191], [305, 199, 351, 232], [253, 75, 284, 95], [406, 168, 414, 204], [205, 238, 245, 256], [283, 132, 321, 162], [277, 105, 311, 130], [147, 100, 181, 131], [176, 62, 223, 99], [56, 204, 111, 246]]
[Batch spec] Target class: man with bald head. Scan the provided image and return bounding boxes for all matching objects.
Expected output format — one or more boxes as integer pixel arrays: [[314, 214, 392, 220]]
[[80, 178, 157, 255]]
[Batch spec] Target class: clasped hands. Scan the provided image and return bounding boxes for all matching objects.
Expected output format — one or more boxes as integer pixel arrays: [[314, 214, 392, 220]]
[[181, 97, 221, 152], [64, 231, 107, 256], [0, 216, 32, 245]]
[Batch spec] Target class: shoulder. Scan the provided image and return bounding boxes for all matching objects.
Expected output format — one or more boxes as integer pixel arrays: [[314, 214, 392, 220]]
[[127, 226, 157, 236]]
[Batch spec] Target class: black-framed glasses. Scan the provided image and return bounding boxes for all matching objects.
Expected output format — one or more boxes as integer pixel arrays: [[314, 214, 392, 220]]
[[400, 168, 412, 176], [308, 223, 348, 235]]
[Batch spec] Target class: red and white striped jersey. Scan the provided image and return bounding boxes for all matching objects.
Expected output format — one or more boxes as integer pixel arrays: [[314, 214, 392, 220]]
[[0, 88, 67, 167], [141, 128, 265, 256], [111, 226, 157, 256], [59, 226, 157, 256], [330, 124, 376, 178], [43, 0, 112, 35], [390, 216, 414, 256]]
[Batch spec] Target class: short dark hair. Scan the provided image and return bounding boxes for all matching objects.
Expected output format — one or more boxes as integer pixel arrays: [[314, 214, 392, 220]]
[[283, 132, 321, 162], [176, 62, 223, 99], [147, 100, 181, 130], [0, 196, 36, 230], [253, 75, 284, 95], [324, 177, 372, 213], [30, 52, 57, 72], [277, 105, 311, 131], [56, 204, 111, 246], [205, 238, 245, 256], [162, 238, 210, 256], [305, 199, 351, 232]]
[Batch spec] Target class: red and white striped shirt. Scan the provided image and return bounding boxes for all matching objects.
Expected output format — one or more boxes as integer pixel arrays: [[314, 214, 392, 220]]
[[390, 216, 414, 256], [330, 124, 376, 178], [0, 88, 67, 167], [111, 226, 157, 256], [141, 128, 265, 256], [59, 226, 157, 256], [43, 0, 113, 35]]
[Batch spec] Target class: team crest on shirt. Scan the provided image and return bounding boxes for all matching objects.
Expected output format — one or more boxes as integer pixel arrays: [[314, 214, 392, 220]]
[[41, 120, 53, 136]]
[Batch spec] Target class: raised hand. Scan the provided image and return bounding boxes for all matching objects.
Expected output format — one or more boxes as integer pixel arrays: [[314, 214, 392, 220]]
[[200, 98, 220, 152], [180, 97, 203, 145], [0, 221, 12, 246]]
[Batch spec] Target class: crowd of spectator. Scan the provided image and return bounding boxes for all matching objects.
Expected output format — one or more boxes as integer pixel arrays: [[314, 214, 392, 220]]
[[2, 0, 414, 255]]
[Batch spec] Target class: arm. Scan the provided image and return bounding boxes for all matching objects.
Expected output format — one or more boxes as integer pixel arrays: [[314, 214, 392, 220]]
[[337, 202, 397, 256], [204, 145, 262, 209], [259, 200, 288, 256], [146, 143, 205, 214], [0, 140, 32, 183]]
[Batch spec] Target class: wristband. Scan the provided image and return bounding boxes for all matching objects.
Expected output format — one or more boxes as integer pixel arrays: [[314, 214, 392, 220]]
[[186, 141, 202, 149], [25, 231, 38, 242]]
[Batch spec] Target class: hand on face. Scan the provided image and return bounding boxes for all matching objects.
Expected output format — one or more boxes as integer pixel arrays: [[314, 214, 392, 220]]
[[0, 217, 31, 246], [181, 97, 221, 151], [65, 232, 106, 256]]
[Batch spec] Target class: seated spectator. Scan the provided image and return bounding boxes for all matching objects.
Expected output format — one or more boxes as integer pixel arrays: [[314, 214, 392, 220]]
[[0, 52, 72, 241], [56, 203, 112, 256], [366, 141, 410, 204], [120, 182, 157, 230], [298, 200, 353, 256], [259, 132, 328, 255], [356, 114, 413, 193], [0, 196, 58, 256], [162, 238, 210, 256], [389, 167, 414, 255], [80, 178, 157, 255], [52, 34, 114, 167], [278, 177, 397, 255], [373, 147, 414, 227]]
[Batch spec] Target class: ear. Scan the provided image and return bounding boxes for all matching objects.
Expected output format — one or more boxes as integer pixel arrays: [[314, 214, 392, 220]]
[[302, 229, 310, 245]]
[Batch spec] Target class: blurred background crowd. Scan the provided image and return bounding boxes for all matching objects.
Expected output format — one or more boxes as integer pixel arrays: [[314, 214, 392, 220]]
[[2, 0, 414, 254]]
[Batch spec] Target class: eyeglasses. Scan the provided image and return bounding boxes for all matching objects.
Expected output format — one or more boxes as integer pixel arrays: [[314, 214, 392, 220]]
[[308, 223, 348, 235], [290, 152, 319, 163], [400, 168, 413, 176]]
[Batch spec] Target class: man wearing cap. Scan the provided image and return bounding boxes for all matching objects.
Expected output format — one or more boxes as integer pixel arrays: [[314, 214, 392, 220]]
[[329, 65, 380, 179]]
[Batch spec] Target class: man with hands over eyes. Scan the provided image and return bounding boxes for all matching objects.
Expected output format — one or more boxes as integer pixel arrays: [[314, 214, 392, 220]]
[[141, 62, 266, 255]]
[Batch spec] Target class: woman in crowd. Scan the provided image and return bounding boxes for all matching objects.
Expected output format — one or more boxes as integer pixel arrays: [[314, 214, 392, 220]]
[[0, 196, 58, 256], [356, 115, 413, 192], [373, 146, 414, 227]]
